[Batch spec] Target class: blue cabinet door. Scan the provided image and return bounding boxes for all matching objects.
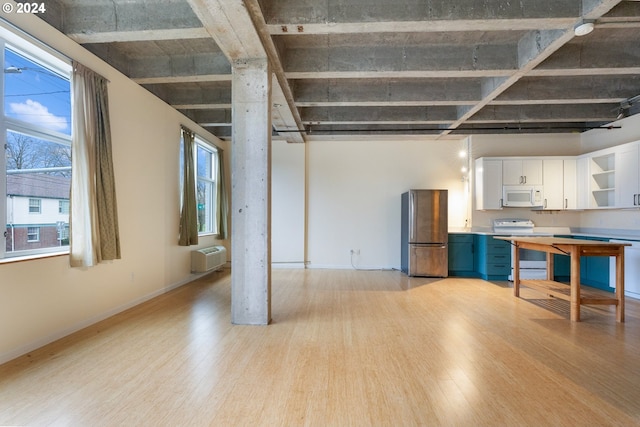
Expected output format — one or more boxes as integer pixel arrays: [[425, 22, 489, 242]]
[[475, 235, 511, 280], [552, 235, 612, 292], [448, 234, 476, 276]]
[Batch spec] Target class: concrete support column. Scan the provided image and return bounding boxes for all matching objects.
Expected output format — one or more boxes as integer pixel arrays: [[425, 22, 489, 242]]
[[231, 57, 272, 325]]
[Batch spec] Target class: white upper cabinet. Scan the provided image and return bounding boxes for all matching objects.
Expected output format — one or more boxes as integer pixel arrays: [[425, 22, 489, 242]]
[[503, 159, 543, 186], [576, 156, 589, 210], [615, 142, 640, 208], [474, 141, 639, 211], [542, 159, 577, 210], [563, 159, 578, 210], [475, 158, 503, 210], [542, 159, 564, 210]]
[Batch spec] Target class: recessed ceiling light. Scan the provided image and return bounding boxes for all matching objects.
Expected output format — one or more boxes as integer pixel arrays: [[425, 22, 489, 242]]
[[574, 21, 594, 36]]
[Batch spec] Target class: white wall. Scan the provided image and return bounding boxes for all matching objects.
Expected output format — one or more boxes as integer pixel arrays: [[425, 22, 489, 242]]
[[271, 140, 305, 266], [581, 115, 640, 153], [0, 12, 228, 363], [305, 138, 469, 269]]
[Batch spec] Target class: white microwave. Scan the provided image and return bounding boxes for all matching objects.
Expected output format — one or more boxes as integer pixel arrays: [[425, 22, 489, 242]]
[[502, 186, 543, 207]]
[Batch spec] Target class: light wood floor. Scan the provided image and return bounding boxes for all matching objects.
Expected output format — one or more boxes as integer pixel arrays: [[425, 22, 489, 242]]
[[2, 269, 640, 426]]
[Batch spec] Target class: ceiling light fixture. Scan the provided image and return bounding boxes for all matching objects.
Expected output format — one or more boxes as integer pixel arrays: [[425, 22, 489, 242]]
[[574, 20, 595, 36]]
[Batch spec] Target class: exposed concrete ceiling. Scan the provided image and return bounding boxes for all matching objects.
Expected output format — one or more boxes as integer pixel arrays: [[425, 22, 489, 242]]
[[23, 0, 640, 142]]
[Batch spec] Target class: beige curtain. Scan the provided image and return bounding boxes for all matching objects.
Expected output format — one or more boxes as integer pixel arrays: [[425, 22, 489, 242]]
[[70, 62, 121, 267], [179, 127, 198, 246], [216, 149, 228, 239]]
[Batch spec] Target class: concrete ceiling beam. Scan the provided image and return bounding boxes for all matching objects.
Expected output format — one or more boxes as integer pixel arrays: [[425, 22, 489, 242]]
[[300, 106, 458, 123], [285, 70, 514, 79], [128, 52, 231, 81], [186, 0, 266, 60], [268, 19, 577, 36], [291, 78, 483, 105], [471, 103, 618, 121], [282, 44, 518, 74], [271, 75, 305, 143], [260, 0, 582, 25], [61, 1, 202, 35], [133, 75, 232, 85], [69, 28, 210, 44], [536, 39, 640, 71], [497, 75, 640, 101], [144, 81, 232, 106], [179, 109, 232, 124]]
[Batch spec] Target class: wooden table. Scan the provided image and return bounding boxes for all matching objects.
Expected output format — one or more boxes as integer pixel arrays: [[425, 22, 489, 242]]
[[494, 236, 630, 322]]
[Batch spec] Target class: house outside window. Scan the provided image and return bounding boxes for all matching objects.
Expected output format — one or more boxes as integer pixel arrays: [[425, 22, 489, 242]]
[[1, 24, 72, 258]]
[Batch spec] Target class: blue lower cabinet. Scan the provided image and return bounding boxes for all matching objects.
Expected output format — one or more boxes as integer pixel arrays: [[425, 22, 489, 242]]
[[552, 235, 612, 292], [553, 235, 573, 282], [448, 234, 478, 277], [475, 235, 511, 280], [581, 237, 612, 291]]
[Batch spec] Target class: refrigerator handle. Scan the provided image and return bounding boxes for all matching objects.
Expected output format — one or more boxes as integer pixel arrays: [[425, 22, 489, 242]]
[[410, 191, 416, 241]]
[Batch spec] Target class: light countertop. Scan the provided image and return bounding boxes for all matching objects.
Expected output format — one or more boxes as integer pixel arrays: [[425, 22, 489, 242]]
[[448, 227, 640, 241]]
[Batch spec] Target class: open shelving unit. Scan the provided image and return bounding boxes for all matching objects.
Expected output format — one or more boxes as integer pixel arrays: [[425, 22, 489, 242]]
[[589, 152, 615, 208]]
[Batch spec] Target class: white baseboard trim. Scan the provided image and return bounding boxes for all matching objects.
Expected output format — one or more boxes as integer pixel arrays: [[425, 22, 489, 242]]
[[305, 264, 397, 271], [272, 262, 306, 269], [0, 273, 211, 366]]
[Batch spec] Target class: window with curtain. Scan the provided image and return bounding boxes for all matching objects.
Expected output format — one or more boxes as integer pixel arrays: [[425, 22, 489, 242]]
[[1, 24, 72, 259], [179, 131, 223, 241], [196, 139, 218, 235]]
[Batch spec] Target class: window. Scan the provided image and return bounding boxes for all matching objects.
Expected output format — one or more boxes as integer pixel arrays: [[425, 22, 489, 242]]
[[2, 24, 72, 258], [57, 221, 69, 244], [196, 138, 218, 235], [27, 226, 39, 242], [180, 133, 219, 236], [28, 198, 41, 213], [58, 199, 69, 214]]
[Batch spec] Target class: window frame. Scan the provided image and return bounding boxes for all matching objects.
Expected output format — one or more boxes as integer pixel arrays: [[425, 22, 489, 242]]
[[1, 22, 72, 260], [195, 137, 219, 236], [28, 198, 41, 214], [58, 199, 69, 214], [26, 226, 39, 242]]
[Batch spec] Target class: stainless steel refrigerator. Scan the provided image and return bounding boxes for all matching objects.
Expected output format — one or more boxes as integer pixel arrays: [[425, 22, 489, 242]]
[[401, 189, 448, 277]]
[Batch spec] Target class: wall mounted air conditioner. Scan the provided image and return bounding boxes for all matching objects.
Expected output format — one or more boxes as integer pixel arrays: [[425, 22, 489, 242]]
[[191, 245, 227, 273]]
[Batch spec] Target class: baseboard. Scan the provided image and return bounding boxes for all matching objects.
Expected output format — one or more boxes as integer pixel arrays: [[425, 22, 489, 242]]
[[272, 262, 306, 269]]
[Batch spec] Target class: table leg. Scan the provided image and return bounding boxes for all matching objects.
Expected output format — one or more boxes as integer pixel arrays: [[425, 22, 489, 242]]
[[546, 251, 554, 281], [570, 249, 580, 322], [616, 250, 625, 323], [513, 243, 520, 297]]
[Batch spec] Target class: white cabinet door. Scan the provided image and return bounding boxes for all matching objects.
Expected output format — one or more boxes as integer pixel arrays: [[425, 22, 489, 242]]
[[576, 156, 589, 209], [475, 158, 503, 210], [610, 241, 640, 299], [522, 159, 543, 185], [615, 143, 639, 208], [563, 159, 578, 210], [542, 159, 564, 209], [503, 159, 523, 185], [503, 159, 542, 185]]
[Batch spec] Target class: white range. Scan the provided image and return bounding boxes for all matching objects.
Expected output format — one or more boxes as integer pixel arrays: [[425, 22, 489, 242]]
[[493, 219, 551, 281]]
